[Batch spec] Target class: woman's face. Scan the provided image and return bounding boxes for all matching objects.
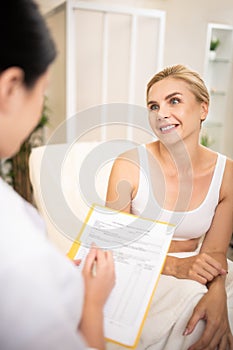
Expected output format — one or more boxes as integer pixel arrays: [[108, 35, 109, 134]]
[[0, 68, 50, 158], [147, 77, 208, 146]]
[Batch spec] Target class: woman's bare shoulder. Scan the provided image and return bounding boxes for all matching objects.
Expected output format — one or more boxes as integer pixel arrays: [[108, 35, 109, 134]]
[[112, 141, 161, 177], [107, 146, 141, 203], [117, 146, 139, 160], [144, 141, 160, 157], [111, 147, 140, 176], [226, 156, 233, 167], [219, 155, 233, 200], [224, 156, 233, 182]]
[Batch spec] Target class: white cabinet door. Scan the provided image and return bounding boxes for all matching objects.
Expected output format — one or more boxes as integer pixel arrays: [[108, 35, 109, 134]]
[[66, 1, 165, 142], [203, 23, 233, 152]]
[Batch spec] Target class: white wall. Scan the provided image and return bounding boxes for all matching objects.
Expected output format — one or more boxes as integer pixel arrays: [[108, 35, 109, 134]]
[[43, 0, 233, 156], [45, 5, 66, 141]]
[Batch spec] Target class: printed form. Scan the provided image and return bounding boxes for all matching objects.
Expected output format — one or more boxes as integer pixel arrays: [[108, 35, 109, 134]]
[[68, 205, 175, 348]]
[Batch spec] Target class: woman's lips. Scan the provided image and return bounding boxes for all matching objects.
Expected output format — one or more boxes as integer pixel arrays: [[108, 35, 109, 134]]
[[160, 124, 179, 133]]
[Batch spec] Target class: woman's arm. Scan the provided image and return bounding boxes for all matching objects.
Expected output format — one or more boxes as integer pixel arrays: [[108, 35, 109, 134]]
[[163, 159, 233, 284], [184, 278, 233, 350], [162, 253, 226, 284], [79, 247, 115, 350], [199, 159, 233, 261], [170, 160, 233, 350], [184, 160, 233, 349], [106, 150, 139, 213]]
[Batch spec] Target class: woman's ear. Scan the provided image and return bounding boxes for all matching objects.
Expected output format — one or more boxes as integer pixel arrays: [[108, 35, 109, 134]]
[[0, 67, 24, 111], [200, 102, 208, 122]]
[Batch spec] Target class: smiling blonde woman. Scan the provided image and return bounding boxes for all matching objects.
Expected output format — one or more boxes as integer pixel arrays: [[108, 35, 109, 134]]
[[106, 65, 233, 350]]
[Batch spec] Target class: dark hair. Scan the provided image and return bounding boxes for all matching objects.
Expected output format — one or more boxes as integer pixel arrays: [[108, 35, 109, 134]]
[[0, 0, 57, 88]]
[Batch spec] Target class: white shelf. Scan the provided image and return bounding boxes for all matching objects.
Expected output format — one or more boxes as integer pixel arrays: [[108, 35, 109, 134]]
[[210, 90, 226, 96], [208, 58, 230, 63], [204, 23, 233, 152]]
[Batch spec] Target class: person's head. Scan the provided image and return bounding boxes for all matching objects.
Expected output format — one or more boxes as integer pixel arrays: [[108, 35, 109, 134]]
[[146, 65, 209, 145], [0, 0, 57, 158], [147, 64, 209, 106]]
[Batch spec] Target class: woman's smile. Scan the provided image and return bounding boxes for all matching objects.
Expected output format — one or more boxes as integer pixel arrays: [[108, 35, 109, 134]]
[[159, 123, 179, 133]]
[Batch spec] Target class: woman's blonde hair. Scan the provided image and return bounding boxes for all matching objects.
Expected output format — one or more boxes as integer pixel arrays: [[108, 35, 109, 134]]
[[147, 64, 209, 105]]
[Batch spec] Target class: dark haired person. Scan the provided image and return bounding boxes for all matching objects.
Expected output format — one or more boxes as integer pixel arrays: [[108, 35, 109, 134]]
[[0, 1, 115, 349]]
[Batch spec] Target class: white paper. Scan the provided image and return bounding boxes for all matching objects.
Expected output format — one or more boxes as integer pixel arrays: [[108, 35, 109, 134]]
[[72, 205, 175, 347]]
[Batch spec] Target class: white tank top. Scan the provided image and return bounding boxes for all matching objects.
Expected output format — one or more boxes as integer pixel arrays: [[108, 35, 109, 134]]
[[131, 145, 226, 241]]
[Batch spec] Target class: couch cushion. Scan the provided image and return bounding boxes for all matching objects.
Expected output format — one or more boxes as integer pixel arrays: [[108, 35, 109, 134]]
[[29, 142, 117, 253]]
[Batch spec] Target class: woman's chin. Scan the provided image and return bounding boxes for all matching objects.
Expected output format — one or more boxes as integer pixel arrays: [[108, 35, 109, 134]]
[[160, 132, 182, 146], [0, 143, 21, 159]]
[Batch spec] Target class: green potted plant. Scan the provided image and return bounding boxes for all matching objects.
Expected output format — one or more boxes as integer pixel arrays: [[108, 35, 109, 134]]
[[200, 129, 213, 148], [209, 36, 220, 60]]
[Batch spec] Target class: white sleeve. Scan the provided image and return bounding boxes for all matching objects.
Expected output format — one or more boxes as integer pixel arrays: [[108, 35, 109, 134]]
[[0, 247, 87, 350], [0, 180, 88, 349]]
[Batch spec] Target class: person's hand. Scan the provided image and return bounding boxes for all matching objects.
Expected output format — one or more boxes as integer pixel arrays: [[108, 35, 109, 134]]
[[79, 246, 115, 350], [164, 253, 227, 284], [184, 285, 233, 350], [178, 253, 227, 284], [82, 245, 115, 308], [73, 258, 82, 266]]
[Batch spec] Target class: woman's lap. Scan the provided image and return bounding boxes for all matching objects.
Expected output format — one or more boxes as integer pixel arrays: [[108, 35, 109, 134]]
[[107, 259, 233, 350]]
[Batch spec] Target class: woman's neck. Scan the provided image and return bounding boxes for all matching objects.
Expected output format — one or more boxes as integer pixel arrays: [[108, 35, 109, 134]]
[[156, 139, 202, 175]]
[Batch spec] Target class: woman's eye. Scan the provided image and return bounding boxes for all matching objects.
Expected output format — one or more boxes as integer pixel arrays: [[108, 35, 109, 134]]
[[170, 97, 180, 105], [150, 104, 159, 111]]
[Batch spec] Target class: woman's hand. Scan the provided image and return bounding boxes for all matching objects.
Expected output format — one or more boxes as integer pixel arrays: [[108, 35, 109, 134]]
[[184, 282, 233, 350], [163, 253, 227, 284], [79, 245, 115, 350], [82, 245, 115, 307]]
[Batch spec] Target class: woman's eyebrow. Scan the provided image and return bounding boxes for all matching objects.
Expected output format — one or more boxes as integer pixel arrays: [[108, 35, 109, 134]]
[[165, 92, 182, 100], [147, 100, 157, 106], [148, 92, 183, 106]]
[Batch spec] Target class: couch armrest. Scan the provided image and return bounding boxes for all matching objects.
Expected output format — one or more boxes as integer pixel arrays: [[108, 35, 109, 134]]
[[29, 142, 113, 254]]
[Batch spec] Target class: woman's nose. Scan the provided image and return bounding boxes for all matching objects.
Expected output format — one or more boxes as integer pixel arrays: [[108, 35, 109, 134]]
[[157, 106, 170, 120]]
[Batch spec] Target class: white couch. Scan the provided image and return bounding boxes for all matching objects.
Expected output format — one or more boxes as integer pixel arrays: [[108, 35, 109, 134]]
[[29, 141, 133, 254]]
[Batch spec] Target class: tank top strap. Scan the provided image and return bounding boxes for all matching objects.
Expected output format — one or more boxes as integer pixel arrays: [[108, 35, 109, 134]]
[[137, 144, 150, 176], [137, 144, 160, 212], [137, 144, 155, 192]]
